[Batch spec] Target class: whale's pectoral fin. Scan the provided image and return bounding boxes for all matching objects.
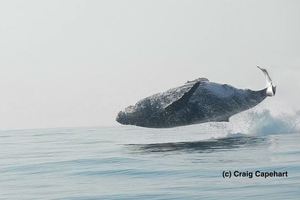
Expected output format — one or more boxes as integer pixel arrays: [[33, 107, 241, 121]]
[[164, 81, 200, 113], [219, 116, 229, 122]]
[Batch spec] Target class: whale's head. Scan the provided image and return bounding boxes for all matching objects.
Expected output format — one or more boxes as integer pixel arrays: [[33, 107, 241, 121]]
[[116, 105, 149, 126], [116, 101, 163, 127], [116, 106, 135, 125], [116, 111, 126, 124]]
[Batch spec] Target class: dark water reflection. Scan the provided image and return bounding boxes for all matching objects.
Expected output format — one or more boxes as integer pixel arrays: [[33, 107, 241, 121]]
[[127, 135, 268, 153]]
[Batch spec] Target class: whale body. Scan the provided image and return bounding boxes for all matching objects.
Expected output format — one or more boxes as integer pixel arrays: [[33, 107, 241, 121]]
[[116, 67, 276, 128]]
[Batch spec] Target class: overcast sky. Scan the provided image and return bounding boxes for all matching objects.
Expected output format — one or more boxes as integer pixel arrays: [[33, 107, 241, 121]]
[[0, 0, 299, 130]]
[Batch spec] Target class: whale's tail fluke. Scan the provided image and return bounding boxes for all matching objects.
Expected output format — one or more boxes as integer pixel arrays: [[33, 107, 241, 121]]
[[257, 66, 276, 96]]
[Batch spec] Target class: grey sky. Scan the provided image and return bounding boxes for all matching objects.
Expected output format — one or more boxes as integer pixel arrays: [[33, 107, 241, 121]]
[[0, 0, 299, 129]]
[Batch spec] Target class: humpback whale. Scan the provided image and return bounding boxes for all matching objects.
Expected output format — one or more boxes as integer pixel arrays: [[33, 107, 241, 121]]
[[116, 67, 276, 128]]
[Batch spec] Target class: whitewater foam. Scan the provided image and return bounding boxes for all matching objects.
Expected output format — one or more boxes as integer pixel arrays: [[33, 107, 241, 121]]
[[229, 109, 300, 136]]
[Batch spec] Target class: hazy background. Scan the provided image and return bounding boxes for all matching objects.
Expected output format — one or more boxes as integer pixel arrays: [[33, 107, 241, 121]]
[[0, 0, 299, 130]]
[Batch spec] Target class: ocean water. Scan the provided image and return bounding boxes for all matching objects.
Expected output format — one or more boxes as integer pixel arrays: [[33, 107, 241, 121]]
[[1, 110, 300, 200]]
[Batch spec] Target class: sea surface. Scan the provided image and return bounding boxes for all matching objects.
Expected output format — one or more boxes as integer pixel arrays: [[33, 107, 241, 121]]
[[0, 110, 300, 200]]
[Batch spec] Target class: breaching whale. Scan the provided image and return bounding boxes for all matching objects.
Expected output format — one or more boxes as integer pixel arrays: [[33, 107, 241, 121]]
[[116, 66, 276, 128]]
